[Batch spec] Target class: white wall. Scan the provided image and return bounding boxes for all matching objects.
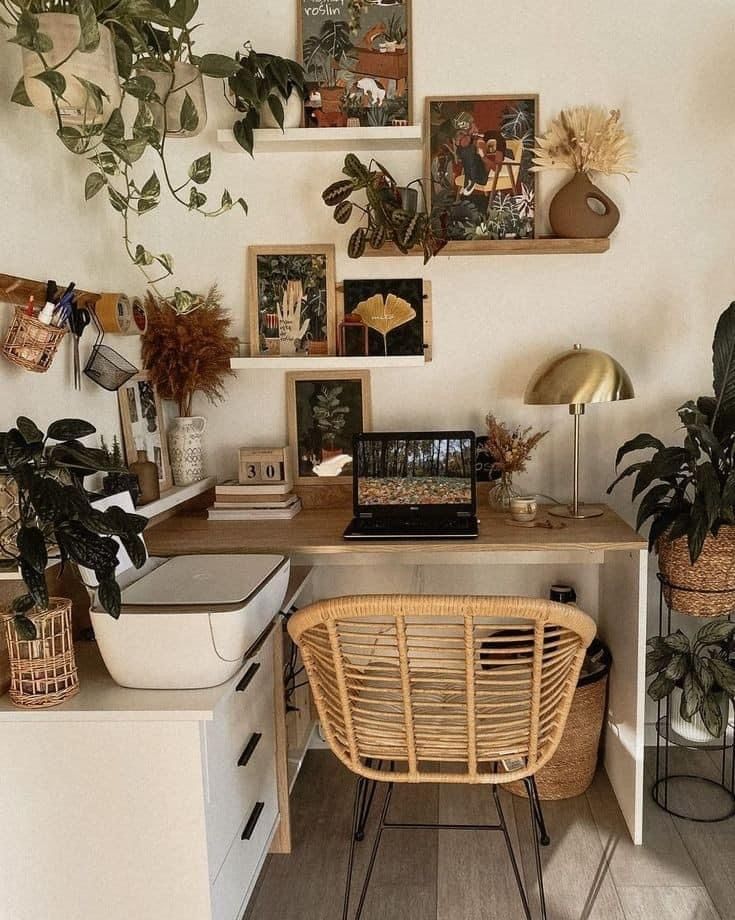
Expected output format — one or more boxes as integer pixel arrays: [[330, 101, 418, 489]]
[[2, 0, 734, 517]]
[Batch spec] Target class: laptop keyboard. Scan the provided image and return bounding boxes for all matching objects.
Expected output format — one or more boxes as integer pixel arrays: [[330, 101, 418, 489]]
[[348, 516, 479, 538]]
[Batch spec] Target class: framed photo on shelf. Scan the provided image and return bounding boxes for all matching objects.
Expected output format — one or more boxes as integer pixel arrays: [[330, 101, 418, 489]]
[[286, 370, 372, 484], [117, 371, 172, 492], [426, 95, 538, 244], [248, 245, 336, 358], [340, 278, 430, 359], [298, 0, 412, 128]]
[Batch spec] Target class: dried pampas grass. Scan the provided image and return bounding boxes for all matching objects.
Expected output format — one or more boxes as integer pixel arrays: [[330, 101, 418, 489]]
[[532, 106, 635, 177], [142, 285, 237, 417]]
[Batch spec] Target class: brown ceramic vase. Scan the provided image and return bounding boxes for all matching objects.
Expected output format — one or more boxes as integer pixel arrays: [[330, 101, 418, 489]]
[[549, 171, 620, 239]]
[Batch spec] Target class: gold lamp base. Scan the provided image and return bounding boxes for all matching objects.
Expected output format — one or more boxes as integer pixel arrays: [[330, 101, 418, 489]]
[[548, 503, 606, 520]]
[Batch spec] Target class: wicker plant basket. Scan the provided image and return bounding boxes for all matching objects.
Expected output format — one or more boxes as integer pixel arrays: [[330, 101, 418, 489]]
[[657, 527, 735, 617], [508, 640, 610, 800], [2, 308, 67, 373], [3, 598, 79, 708]]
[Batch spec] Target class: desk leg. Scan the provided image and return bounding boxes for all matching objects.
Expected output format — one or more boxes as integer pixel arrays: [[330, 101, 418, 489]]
[[270, 616, 292, 855], [598, 549, 648, 844]]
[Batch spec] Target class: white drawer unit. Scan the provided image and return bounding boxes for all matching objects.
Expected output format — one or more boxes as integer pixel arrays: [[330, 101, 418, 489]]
[[0, 628, 283, 920]]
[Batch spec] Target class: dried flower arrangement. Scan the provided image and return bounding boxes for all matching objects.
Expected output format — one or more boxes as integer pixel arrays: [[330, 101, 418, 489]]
[[532, 106, 636, 177], [141, 285, 236, 417], [485, 413, 548, 476]]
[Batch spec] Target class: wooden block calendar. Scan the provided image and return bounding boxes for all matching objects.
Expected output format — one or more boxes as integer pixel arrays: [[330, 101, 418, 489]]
[[238, 447, 293, 492]]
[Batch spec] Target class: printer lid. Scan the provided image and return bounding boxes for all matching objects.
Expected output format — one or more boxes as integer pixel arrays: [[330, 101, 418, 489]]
[[119, 554, 286, 608]]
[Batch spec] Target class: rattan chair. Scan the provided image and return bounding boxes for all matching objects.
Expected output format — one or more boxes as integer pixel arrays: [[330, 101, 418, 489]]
[[288, 594, 596, 920]]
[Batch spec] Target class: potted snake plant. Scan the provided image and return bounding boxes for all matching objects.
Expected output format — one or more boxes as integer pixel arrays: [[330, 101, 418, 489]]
[[609, 302, 735, 616], [1, 416, 146, 708]]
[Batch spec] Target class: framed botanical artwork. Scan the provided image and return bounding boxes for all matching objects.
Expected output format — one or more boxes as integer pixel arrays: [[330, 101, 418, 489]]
[[340, 278, 429, 358], [286, 370, 372, 483], [426, 95, 538, 242], [117, 371, 172, 492], [248, 245, 337, 358], [298, 0, 412, 128]]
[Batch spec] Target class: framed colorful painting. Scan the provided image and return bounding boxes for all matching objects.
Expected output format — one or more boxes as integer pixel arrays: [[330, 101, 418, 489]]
[[298, 0, 412, 128], [117, 371, 172, 492], [340, 277, 429, 358], [286, 370, 371, 483], [248, 245, 336, 357], [426, 95, 538, 243]]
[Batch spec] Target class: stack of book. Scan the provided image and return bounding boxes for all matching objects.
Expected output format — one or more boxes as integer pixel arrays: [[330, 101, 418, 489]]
[[208, 481, 302, 521]]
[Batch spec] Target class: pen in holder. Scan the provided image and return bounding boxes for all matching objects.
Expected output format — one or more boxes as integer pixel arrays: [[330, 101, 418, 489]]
[[83, 307, 139, 391], [2, 307, 67, 373]]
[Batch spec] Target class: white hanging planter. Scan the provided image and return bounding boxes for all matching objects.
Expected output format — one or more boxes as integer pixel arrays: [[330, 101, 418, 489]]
[[258, 88, 303, 129], [21, 13, 121, 124], [140, 62, 207, 139], [670, 688, 730, 744]]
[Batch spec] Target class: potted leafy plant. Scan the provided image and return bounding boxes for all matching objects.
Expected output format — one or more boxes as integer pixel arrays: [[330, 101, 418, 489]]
[[323, 154, 447, 263], [226, 43, 306, 154], [647, 620, 735, 742], [609, 302, 735, 616], [1, 416, 146, 708], [141, 285, 236, 485], [100, 434, 140, 506], [313, 385, 349, 461], [302, 19, 353, 118]]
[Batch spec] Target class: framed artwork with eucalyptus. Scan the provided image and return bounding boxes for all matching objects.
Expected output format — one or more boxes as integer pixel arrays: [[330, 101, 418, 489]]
[[426, 95, 538, 243], [248, 245, 336, 357], [286, 370, 371, 483]]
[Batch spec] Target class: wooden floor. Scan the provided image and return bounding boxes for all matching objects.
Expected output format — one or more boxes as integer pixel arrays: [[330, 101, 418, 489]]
[[246, 748, 733, 920]]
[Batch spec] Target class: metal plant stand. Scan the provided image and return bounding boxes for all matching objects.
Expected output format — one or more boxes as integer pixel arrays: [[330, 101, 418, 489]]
[[652, 574, 735, 822]]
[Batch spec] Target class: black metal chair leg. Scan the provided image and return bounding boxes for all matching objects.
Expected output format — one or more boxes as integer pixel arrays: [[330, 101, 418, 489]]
[[493, 786, 532, 920], [354, 782, 394, 920], [354, 759, 381, 842], [524, 778, 548, 920], [343, 777, 366, 920], [528, 776, 550, 846]]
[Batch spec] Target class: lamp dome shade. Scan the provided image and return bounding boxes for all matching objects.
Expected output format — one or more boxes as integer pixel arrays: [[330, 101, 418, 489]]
[[524, 346, 635, 407]]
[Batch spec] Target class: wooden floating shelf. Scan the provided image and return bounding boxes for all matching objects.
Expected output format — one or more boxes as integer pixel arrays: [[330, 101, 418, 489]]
[[217, 125, 422, 154], [0, 272, 100, 308], [231, 355, 426, 370], [363, 237, 611, 257]]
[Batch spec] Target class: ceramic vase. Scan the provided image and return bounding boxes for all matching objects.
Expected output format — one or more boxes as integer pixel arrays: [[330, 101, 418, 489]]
[[670, 688, 729, 744], [259, 88, 303, 128], [140, 62, 207, 138], [549, 171, 620, 239], [168, 417, 207, 485], [21, 13, 121, 124]]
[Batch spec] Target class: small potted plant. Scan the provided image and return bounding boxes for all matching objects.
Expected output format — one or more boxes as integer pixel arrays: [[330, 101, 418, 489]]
[[647, 620, 735, 743], [609, 302, 735, 616], [100, 435, 140, 506], [1, 416, 146, 708], [313, 385, 349, 462], [141, 286, 236, 486], [341, 91, 363, 127], [302, 19, 353, 122], [227, 43, 306, 154]]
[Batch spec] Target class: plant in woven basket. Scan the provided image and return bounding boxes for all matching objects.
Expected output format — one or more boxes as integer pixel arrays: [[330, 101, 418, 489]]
[[646, 620, 735, 738], [141, 285, 236, 417], [0, 416, 147, 639], [322, 154, 447, 264]]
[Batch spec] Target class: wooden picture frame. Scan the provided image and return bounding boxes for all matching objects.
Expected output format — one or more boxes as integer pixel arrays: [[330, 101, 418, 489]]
[[425, 95, 539, 244], [248, 245, 336, 358], [117, 371, 172, 493], [286, 370, 372, 484], [297, 0, 413, 127]]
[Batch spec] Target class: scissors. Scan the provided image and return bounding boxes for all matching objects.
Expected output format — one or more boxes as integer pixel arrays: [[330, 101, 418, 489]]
[[68, 301, 91, 390]]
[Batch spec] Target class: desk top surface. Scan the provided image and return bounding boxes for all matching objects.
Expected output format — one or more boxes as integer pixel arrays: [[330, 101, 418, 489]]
[[146, 505, 646, 557]]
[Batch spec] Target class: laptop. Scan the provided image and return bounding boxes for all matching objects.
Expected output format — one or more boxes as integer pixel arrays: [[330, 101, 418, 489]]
[[343, 431, 479, 540]]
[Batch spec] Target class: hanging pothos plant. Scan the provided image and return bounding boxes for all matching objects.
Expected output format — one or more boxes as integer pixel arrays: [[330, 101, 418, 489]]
[[1, 0, 246, 296]]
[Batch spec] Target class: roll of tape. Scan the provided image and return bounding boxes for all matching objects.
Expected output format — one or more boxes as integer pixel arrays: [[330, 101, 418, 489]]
[[96, 293, 132, 335]]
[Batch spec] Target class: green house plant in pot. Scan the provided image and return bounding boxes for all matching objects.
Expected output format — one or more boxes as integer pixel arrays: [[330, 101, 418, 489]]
[[609, 302, 735, 616], [0, 416, 146, 708], [100, 434, 140, 506], [313, 384, 349, 463], [142, 286, 236, 486], [647, 620, 735, 743], [302, 19, 353, 123]]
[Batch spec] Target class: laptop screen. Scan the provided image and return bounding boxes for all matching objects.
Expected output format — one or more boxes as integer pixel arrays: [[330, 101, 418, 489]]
[[354, 432, 476, 515]]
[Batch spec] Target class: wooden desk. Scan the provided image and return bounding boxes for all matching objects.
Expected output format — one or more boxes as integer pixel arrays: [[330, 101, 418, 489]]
[[148, 506, 648, 844]]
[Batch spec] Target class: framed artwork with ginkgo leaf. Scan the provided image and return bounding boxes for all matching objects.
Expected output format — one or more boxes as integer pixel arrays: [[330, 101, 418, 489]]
[[340, 278, 431, 360]]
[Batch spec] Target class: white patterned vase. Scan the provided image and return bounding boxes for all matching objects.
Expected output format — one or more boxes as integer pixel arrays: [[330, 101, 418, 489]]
[[168, 417, 207, 486]]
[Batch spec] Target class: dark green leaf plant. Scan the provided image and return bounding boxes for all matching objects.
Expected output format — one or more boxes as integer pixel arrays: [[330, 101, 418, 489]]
[[1, 416, 146, 640]]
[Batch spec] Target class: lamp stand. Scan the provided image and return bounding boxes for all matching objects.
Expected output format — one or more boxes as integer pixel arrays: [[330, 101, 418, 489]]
[[548, 403, 605, 520]]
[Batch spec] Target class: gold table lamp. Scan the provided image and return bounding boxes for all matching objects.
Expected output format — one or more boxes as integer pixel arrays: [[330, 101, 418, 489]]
[[524, 344, 634, 519]]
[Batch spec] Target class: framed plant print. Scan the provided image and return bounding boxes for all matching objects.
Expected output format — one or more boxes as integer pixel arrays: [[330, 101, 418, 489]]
[[426, 95, 538, 243], [117, 371, 172, 492], [298, 0, 412, 128], [286, 370, 372, 483], [248, 245, 336, 357], [341, 278, 428, 358]]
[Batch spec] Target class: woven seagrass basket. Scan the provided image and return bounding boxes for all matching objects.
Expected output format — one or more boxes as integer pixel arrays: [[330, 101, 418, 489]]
[[3, 598, 79, 708], [657, 527, 735, 617], [2, 308, 67, 373]]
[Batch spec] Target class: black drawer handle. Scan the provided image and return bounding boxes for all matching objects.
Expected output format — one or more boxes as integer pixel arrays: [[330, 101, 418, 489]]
[[236, 662, 260, 693], [238, 732, 262, 767], [241, 802, 265, 841]]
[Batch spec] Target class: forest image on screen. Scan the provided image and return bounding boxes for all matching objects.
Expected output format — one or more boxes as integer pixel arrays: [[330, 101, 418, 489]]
[[357, 438, 473, 506]]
